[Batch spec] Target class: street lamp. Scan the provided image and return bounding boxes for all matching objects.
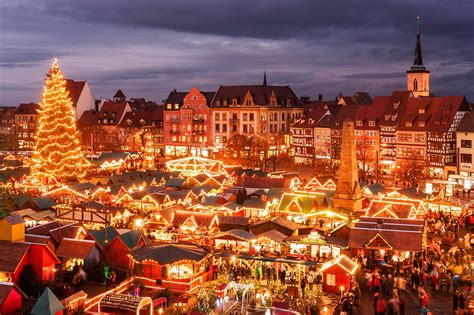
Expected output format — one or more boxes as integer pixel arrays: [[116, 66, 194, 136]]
[[340, 285, 344, 299]]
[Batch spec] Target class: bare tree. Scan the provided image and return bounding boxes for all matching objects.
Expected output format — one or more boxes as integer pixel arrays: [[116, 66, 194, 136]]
[[397, 150, 427, 188], [356, 134, 376, 183]]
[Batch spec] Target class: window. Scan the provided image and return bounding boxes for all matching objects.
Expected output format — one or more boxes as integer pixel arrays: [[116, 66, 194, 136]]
[[215, 136, 220, 144], [215, 124, 220, 132], [413, 79, 418, 91], [222, 113, 227, 121], [222, 124, 227, 133], [406, 121, 412, 127], [461, 140, 472, 148], [356, 120, 363, 126], [282, 113, 285, 121], [419, 108, 425, 114], [355, 130, 361, 136], [243, 113, 248, 121], [126, 119, 132, 125], [246, 100, 251, 106], [167, 104, 172, 109], [461, 154, 472, 164], [174, 104, 179, 109], [249, 113, 254, 121], [215, 113, 220, 121], [232, 99, 237, 106], [243, 124, 248, 133], [369, 121, 375, 127]]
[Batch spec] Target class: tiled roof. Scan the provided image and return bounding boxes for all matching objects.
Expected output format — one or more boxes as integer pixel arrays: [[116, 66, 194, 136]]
[[65, 79, 86, 107], [14, 103, 38, 115], [172, 211, 216, 229], [56, 238, 95, 259], [130, 243, 210, 265], [237, 176, 287, 188], [87, 226, 119, 249], [118, 109, 163, 128], [0, 240, 29, 273], [211, 85, 301, 107], [0, 283, 16, 306], [348, 217, 424, 251], [118, 229, 148, 249], [458, 111, 474, 132]]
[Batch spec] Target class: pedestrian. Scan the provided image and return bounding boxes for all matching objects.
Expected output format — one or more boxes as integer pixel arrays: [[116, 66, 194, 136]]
[[373, 292, 379, 314], [389, 294, 401, 315], [453, 290, 459, 312], [307, 272, 314, 290], [452, 273, 460, 291], [300, 276, 306, 299], [459, 291, 466, 311], [376, 296, 387, 315], [417, 286, 425, 308]]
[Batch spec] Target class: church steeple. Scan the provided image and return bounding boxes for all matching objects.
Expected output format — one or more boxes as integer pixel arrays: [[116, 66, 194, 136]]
[[412, 16, 425, 70], [406, 16, 430, 97], [263, 71, 267, 86]]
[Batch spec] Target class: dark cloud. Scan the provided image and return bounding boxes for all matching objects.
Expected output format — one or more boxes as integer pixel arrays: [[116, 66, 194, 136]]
[[0, 0, 473, 105], [0, 48, 61, 68], [342, 72, 403, 79]]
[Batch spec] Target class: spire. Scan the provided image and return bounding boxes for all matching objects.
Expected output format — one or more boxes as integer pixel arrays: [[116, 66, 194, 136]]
[[263, 71, 267, 86], [412, 16, 425, 70]]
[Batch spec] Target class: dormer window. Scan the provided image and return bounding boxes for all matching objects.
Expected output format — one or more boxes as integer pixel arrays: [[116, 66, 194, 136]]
[[103, 118, 108, 124], [385, 115, 390, 121], [112, 112, 116, 117], [216, 100, 220, 106], [419, 109, 425, 114], [103, 112, 107, 117], [126, 119, 132, 125], [418, 121, 425, 127], [271, 100, 276, 106], [356, 120, 363, 126], [140, 119, 145, 125], [246, 100, 251, 106], [97, 119, 101, 124], [167, 104, 172, 109], [286, 99, 291, 106], [391, 114, 398, 121], [174, 104, 179, 109], [406, 121, 412, 127], [232, 99, 237, 106], [393, 101, 400, 109], [369, 121, 376, 127], [223, 100, 227, 106]]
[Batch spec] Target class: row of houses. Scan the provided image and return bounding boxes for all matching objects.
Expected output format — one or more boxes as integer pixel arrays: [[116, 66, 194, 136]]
[[291, 91, 474, 179]]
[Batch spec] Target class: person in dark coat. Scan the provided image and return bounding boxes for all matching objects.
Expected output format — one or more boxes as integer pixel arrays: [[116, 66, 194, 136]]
[[459, 291, 466, 310], [300, 276, 306, 299], [453, 290, 459, 312]]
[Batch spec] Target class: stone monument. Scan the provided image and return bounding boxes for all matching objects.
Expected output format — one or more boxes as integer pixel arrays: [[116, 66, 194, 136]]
[[332, 121, 363, 212]]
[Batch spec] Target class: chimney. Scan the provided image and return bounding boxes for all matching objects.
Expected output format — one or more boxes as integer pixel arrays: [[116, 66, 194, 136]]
[[318, 94, 323, 101]]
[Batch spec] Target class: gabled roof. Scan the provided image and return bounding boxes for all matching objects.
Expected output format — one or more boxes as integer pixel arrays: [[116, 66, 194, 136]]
[[320, 255, 358, 274], [65, 79, 87, 107], [114, 89, 126, 99], [130, 243, 210, 265], [211, 85, 301, 107], [0, 240, 29, 273], [31, 287, 63, 315], [118, 229, 148, 249], [14, 103, 38, 115], [164, 178, 186, 188], [56, 238, 95, 259], [87, 226, 119, 249], [458, 111, 474, 132], [118, 109, 163, 128], [257, 229, 287, 243]]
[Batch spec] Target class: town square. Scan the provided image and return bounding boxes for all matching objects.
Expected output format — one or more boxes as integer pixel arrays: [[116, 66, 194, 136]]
[[0, 1, 473, 314]]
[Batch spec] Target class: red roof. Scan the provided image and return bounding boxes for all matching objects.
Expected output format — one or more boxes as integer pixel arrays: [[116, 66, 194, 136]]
[[56, 238, 95, 259], [0, 241, 29, 273], [14, 103, 38, 115], [65, 79, 86, 107]]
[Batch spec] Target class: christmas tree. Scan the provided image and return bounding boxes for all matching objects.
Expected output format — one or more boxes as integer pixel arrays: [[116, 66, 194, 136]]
[[31, 59, 88, 182]]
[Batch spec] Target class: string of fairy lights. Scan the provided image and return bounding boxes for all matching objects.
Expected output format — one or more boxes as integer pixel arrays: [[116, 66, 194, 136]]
[[31, 59, 89, 182]]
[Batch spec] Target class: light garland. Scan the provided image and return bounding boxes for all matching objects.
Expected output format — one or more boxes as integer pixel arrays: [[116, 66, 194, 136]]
[[31, 59, 89, 182]]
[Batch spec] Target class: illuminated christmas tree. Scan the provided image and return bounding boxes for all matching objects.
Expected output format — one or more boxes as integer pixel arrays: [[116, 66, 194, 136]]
[[31, 59, 88, 182]]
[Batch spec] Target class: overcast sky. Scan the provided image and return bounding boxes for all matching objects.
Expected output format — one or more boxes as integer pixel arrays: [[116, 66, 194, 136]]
[[1, 0, 473, 106]]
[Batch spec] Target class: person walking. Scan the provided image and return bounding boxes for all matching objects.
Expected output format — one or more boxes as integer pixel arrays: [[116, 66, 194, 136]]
[[307, 272, 314, 290], [300, 276, 306, 299], [459, 291, 466, 311], [452, 290, 459, 312], [376, 296, 387, 315]]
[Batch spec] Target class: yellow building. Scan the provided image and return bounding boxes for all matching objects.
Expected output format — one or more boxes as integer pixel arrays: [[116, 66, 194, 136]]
[[0, 215, 25, 242]]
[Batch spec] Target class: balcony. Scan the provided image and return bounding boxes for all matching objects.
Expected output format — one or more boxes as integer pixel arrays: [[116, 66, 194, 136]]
[[192, 130, 205, 135], [192, 118, 206, 124], [170, 130, 180, 134]]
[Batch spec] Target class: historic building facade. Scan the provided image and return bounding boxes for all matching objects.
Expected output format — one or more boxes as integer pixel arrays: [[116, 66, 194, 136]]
[[163, 87, 215, 157]]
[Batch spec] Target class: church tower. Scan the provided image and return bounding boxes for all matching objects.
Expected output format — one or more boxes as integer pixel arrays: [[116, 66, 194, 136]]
[[407, 17, 430, 97]]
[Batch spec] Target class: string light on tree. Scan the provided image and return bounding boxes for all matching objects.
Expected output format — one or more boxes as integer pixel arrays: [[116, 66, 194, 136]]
[[31, 59, 89, 182]]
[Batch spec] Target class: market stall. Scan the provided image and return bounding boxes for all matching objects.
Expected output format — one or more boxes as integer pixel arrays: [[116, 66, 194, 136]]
[[212, 229, 256, 254], [319, 255, 358, 294], [129, 243, 212, 292]]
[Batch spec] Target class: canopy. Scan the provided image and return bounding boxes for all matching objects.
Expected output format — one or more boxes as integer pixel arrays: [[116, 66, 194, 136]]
[[130, 243, 210, 265]]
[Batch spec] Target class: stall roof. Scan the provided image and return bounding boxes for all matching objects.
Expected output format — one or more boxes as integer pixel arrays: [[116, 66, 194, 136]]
[[257, 229, 288, 243], [130, 243, 210, 265], [212, 229, 256, 241], [320, 255, 358, 275], [56, 238, 95, 259], [31, 287, 63, 315]]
